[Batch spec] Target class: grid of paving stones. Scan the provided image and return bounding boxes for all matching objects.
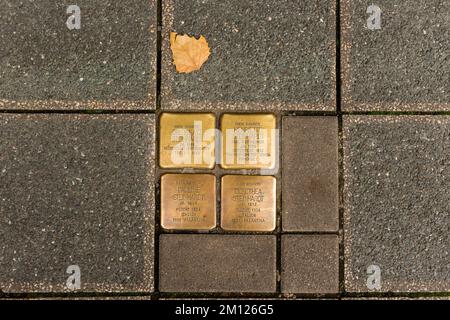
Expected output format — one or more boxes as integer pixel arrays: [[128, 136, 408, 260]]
[[0, 0, 448, 299]]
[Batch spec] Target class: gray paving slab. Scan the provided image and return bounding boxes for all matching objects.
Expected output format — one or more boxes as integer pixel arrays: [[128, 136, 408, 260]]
[[281, 235, 339, 294], [162, 0, 336, 111], [0, 114, 155, 292], [159, 234, 277, 293], [0, 0, 157, 110], [282, 116, 339, 232], [344, 115, 450, 292], [342, 0, 450, 111]]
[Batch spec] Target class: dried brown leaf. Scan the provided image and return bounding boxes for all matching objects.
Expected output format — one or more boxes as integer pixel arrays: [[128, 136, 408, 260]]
[[170, 32, 211, 73]]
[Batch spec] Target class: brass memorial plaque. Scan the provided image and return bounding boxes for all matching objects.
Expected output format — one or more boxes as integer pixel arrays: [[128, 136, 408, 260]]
[[220, 113, 277, 169], [160, 113, 216, 168], [161, 174, 216, 230], [221, 175, 276, 231]]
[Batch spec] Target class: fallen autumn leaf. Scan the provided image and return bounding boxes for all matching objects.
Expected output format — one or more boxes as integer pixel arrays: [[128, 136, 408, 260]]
[[170, 32, 211, 73]]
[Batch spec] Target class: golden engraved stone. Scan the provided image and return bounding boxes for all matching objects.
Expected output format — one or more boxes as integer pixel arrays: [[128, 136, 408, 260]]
[[161, 174, 216, 230], [221, 175, 276, 231], [160, 113, 216, 168], [220, 113, 277, 169]]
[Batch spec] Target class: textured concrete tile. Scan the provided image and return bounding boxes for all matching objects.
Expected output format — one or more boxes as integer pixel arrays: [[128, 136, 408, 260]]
[[0, 114, 155, 292], [0, 0, 157, 110], [281, 235, 339, 294], [162, 0, 336, 111], [159, 235, 277, 293], [344, 116, 450, 292], [341, 0, 450, 111], [282, 116, 338, 232]]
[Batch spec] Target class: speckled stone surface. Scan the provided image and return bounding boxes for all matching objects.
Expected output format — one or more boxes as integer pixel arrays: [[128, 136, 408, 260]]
[[162, 0, 336, 111], [344, 116, 450, 292], [0, 114, 155, 292], [282, 116, 339, 232], [0, 0, 157, 110], [341, 0, 450, 111], [159, 235, 277, 293], [281, 235, 339, 294]]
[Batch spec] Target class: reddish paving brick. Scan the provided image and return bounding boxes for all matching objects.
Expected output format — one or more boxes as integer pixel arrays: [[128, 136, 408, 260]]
[[282, 117, 339, 232], [159, 234, 277, 293], [281, 235, 339, 294]]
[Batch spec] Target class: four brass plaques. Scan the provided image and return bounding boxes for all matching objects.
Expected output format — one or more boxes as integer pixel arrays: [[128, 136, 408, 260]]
[[160, 113, 277, 231]]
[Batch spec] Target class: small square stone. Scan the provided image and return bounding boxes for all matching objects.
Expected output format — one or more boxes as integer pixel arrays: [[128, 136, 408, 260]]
[[162, 0, 336, 111], [161, 174, 216, 230], [282, 116, 339, 232], [0, 114, 155, 292], [344, 115, 450, 292], [221, 175, 276, 232], [220, 113, 277, 169], [159, 234, 277, 293], [159, 113, 216, 169], [341, 0, 449, 111], [281, 235, 339, 294], [0, 0, 157, 110]]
